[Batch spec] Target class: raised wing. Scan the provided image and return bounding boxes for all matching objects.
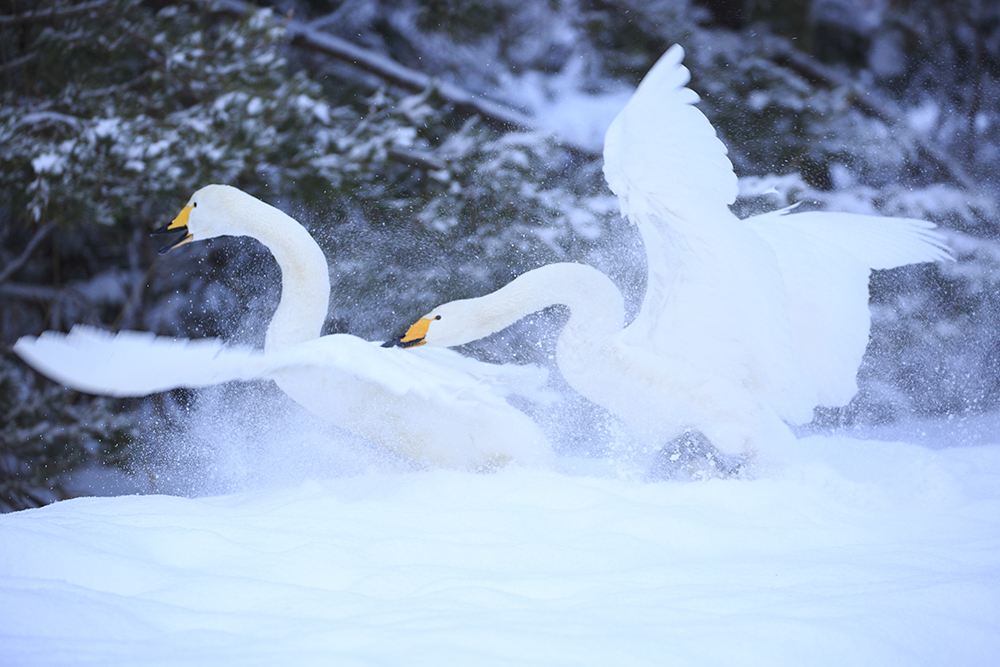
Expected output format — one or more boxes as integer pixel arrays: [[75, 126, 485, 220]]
[[606, 46, 799, 409], [603, 44, 737, 224]]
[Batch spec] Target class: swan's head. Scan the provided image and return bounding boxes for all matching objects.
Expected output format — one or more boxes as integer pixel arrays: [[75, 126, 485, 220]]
[[384, 300, 490, 349], [152, 184, 253, 254]]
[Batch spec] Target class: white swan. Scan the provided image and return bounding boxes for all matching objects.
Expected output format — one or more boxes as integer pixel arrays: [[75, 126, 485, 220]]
[[388, 46, 951, 462], [14, 184, 552, 471]]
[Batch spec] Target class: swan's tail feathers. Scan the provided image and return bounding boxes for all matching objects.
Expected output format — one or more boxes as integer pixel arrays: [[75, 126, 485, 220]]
[[750, 209, 953, 270], [13, 325, 267, 397]]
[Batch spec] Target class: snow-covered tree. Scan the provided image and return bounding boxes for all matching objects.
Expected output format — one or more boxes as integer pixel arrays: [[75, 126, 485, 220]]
[[0, 0, 612, 507]]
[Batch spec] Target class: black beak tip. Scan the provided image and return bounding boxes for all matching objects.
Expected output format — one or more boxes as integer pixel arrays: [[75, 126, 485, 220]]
[[381, 337, 402, 348], [153, 225, 190, 255]]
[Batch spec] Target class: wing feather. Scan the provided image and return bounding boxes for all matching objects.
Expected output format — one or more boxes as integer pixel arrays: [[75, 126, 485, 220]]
[[13, 325, 267, 396], [748, 209, 952, 268], [13, 325, 548, 406], [603, 44, 737, 224], [745, 210, 951, 406]]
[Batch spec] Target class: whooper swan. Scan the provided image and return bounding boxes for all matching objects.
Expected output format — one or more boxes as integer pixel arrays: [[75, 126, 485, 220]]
[[387, 45, 951, 463], [14, 185, 552, 471]]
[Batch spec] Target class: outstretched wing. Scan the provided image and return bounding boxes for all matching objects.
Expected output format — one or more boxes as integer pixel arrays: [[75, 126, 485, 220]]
[[749, 209, 952, 269], [746, 210, 951, 406], [14, 324, 549, 404], [603, 44, 737, 224], [262, 334, 550, 406], [13, 325, 269, 396], [14, 325, 554, 469]]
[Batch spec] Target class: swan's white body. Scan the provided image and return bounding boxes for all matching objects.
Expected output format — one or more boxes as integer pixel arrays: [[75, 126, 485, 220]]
[[401, 46, 951, 459], [14, 185, 552, 470]]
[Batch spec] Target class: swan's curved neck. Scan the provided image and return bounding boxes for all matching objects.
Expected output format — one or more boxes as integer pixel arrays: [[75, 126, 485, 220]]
[[445, 262, 625, 346], [230, 197, 330, 353]]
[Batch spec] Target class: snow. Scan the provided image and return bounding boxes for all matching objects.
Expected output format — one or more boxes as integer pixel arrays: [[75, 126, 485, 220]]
[[245, 97, 264, 115], [5, 11, 1000, 663], [512, 65, 635, 154], [30, 152, 66, 176], [907, 102, 940, 134], [2, 429, 998, 666]]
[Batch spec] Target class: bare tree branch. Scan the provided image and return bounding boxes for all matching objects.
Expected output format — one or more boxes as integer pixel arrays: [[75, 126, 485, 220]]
[[111, 274, 146, 332], [207, 0, 538, 134], [762, 36, 977, 192], [0, 51, 37, 74], [0, 282, 61, 301], [0, 222, 56, 287], [0, 0, 113, 26], [387, 147, 448, 171]]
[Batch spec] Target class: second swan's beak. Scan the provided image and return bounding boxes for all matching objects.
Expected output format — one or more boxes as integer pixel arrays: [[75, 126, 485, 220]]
[[381, 317, 434, 348], [151, 204, 194, 255]]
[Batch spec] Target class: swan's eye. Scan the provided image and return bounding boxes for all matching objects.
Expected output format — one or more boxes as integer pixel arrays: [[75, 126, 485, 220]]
[[434, 315, 441, 321]]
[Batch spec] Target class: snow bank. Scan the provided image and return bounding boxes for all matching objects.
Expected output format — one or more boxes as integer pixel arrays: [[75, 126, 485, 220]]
[[1, 434, 998, 666]]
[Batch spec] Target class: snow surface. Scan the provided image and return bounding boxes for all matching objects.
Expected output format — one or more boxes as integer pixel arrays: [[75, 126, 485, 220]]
[[2, 428, 999, 666]]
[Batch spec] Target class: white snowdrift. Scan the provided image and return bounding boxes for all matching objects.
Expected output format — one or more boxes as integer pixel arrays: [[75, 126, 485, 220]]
[[1, 434, 998, 666]]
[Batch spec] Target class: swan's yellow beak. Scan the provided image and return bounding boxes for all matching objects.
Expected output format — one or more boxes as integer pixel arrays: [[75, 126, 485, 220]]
[[400, 317, 433, 347], [151, 204, 194, 255]]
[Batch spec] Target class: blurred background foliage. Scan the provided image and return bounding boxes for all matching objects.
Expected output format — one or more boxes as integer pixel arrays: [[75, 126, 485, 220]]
[[1, 0, 998, 510]]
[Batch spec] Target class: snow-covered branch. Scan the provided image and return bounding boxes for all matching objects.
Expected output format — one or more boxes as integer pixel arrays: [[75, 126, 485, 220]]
[[11, 112, 82, 133], [763, 36, 977, 192], [207, 0, 539, 135]]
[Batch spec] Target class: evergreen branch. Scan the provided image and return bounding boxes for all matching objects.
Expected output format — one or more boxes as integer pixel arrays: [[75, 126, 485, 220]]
[[206, 0, 544, 136], [109, 14, 202, 107], [0, 0, 113, 26], [0, 222, 56, 288]]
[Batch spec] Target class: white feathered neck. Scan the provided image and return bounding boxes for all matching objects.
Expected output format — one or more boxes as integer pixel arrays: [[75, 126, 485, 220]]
[[187, 185, 330, 353], [425, 263, 625, 350]]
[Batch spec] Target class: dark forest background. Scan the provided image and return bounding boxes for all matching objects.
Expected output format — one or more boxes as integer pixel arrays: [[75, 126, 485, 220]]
[[2, 0, 999, 510]]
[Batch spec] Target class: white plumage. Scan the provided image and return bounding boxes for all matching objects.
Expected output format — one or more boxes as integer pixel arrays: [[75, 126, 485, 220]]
[[14, 185, 552, 471], [395, 45, 951, 461]]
